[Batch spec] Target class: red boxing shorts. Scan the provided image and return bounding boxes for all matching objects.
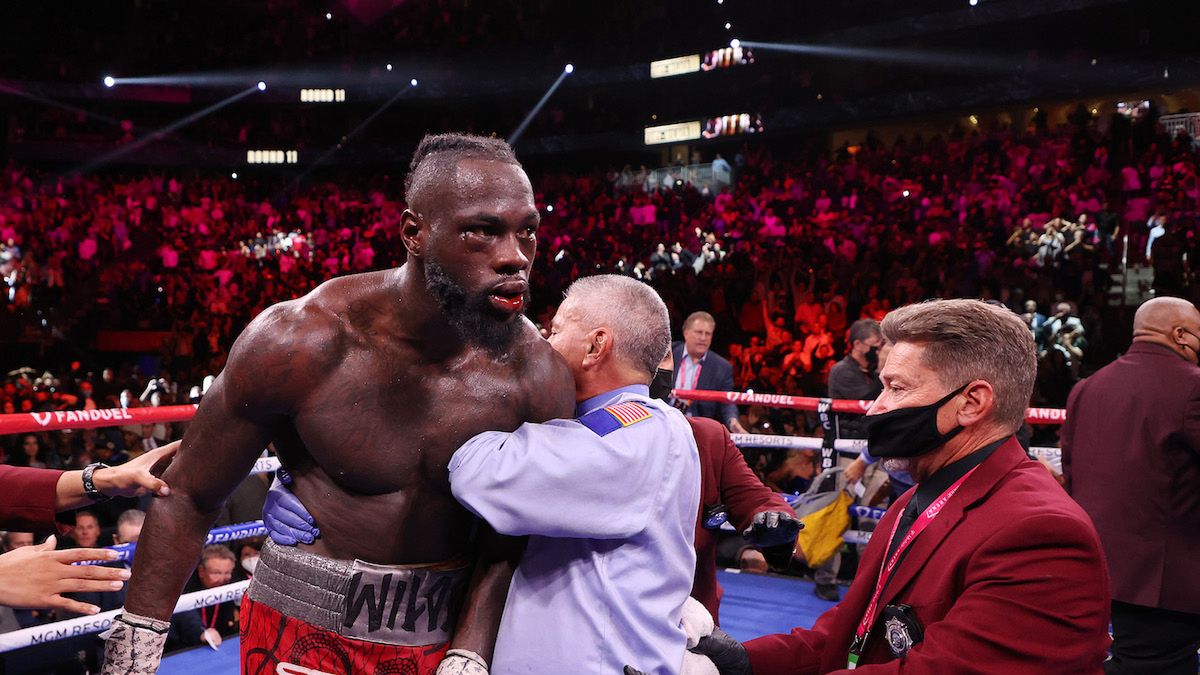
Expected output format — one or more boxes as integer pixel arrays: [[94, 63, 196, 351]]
[[240, 596, 448, 675], [240, 540, 470, 675]]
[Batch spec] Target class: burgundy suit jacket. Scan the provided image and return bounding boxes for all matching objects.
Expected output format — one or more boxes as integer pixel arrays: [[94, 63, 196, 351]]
[[1062, 341, 1200, 614], [0, 465, 71, 533], [688, 417, 792, 623], [745, 438, 1111, 674]]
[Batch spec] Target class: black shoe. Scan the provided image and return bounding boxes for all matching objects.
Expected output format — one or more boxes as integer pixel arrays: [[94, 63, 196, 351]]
[[814, 583, 841, 601]]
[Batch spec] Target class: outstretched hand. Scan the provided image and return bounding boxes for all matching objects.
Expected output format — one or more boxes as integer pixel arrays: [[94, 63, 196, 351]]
[[94, 441, 178, 498], [0, 536, 129, 615]]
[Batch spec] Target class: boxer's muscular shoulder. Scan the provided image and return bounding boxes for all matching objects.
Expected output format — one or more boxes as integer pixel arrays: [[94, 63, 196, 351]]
[[224, 289, 348, 412], [515, 325, 575, 421]]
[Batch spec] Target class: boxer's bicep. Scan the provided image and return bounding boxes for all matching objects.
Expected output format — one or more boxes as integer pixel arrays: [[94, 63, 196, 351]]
[[170, 378, 280, 512], [168, 310, 309, 510]]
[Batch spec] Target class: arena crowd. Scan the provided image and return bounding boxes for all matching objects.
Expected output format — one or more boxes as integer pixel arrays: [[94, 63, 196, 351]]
[[1, 112, 1198, 667]]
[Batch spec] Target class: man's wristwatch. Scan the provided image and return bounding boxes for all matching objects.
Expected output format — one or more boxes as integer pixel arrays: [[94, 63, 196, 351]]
[[82, 462, 112, 502]]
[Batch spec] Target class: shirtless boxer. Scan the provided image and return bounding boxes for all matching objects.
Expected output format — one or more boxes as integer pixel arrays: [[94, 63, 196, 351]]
[[101, 133, 575, 674]]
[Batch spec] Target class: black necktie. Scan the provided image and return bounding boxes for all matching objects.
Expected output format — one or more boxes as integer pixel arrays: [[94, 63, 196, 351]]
[[887, 498, 921, 561]]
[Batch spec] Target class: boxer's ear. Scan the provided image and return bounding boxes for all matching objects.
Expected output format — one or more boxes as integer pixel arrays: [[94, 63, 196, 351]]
[[400, 209, 426, 258]]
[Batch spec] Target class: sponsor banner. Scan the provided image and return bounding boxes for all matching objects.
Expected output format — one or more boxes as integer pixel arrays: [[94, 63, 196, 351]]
[[0, 581, 249, 653], [1025, 407, 1068, 424], [205, 521, 267, 545], [74, 542, 136, 566], [1029, 446, 1063, 473], [76, 521, 266, 566], [843, 529, 873, 545], [0, 404, 198, 435], [253, 456, 282, 475], [732, 433, 862, 456], [850, 505, 889, 521], [672, 389, 1064, 425], [732, 433, 820, 450]]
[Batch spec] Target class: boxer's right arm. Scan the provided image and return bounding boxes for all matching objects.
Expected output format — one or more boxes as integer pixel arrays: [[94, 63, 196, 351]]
[[110, 305, 334, 668]]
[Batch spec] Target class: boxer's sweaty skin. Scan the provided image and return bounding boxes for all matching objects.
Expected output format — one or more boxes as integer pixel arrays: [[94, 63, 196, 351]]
[[120, 157, 575, 662]]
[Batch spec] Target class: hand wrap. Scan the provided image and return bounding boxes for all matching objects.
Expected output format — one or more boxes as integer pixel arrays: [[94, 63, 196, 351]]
[[101, 611, 170, 674], [435, 648, 489, 675]]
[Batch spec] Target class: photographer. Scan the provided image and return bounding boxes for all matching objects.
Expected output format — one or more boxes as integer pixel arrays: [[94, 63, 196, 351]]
[[1044, 300, 1084, 343]]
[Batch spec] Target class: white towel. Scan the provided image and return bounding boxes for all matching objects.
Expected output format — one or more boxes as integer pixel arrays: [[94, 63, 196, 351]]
[[679, 597, 720, 675]]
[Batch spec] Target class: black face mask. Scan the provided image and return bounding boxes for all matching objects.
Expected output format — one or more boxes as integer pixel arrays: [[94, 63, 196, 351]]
[[650, 368, 674, 401], [864, 383, 969, 459], [864, 346, 880, 372]]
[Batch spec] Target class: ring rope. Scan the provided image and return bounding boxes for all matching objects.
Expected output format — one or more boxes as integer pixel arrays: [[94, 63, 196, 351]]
[[0, 389, 1068, 437], [74, 520, 269, 566], [674, 389, 1068, 425], [0, 580, 250, 653]]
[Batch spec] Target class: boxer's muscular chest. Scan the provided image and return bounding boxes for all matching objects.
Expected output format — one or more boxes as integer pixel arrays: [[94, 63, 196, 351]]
[[284, 339, 536, 495]]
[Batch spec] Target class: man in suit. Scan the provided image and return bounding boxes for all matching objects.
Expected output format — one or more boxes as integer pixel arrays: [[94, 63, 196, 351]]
[[820, 319, 884, 601], [1062, 296, 1200, 675], [673, 311, 747, 433], [697, 299, 1110, 674]]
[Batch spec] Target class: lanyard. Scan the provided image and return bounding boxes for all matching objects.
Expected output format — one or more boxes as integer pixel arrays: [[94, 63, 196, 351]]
[[200, 603, 221, 631], [846, 466, 979, 669], [677, 357, 703, 391]]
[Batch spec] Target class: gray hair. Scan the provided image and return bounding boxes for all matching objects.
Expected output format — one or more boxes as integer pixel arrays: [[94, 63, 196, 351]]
[[881, 299, 1035, 432], [200, 544, 236, 567], [563, 275, 671, 377], [117, 509, 145, 529]]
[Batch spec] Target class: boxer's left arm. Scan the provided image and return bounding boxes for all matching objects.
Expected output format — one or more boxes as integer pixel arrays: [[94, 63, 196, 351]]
[[440, 347, 575, 672]]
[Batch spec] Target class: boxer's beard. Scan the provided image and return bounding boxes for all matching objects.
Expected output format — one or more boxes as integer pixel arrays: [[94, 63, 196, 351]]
[[425, 259, 523, 353]]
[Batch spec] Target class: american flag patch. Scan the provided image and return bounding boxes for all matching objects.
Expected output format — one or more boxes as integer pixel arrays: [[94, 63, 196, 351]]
[[578, 400, 654, 436], [605, 402, 653, 427]]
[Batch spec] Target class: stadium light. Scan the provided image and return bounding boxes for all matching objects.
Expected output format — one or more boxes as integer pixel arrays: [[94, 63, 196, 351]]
[[103, 76, 115, 88], [564, 64, 574, 74], [231, 172, 238, 180], [724, 22, 732, 30], [74, 84, 262, 175], [325, 12, 332, 20], [386, 63, 393, 71], [410, 78, 418, 87], [968, 0, 978, 5], [730, 39, 740, 49], [257, 81, 267, 91]]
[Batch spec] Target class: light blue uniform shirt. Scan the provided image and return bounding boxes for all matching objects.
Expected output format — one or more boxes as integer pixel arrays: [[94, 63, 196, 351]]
[[448, 384, 701, 675]]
